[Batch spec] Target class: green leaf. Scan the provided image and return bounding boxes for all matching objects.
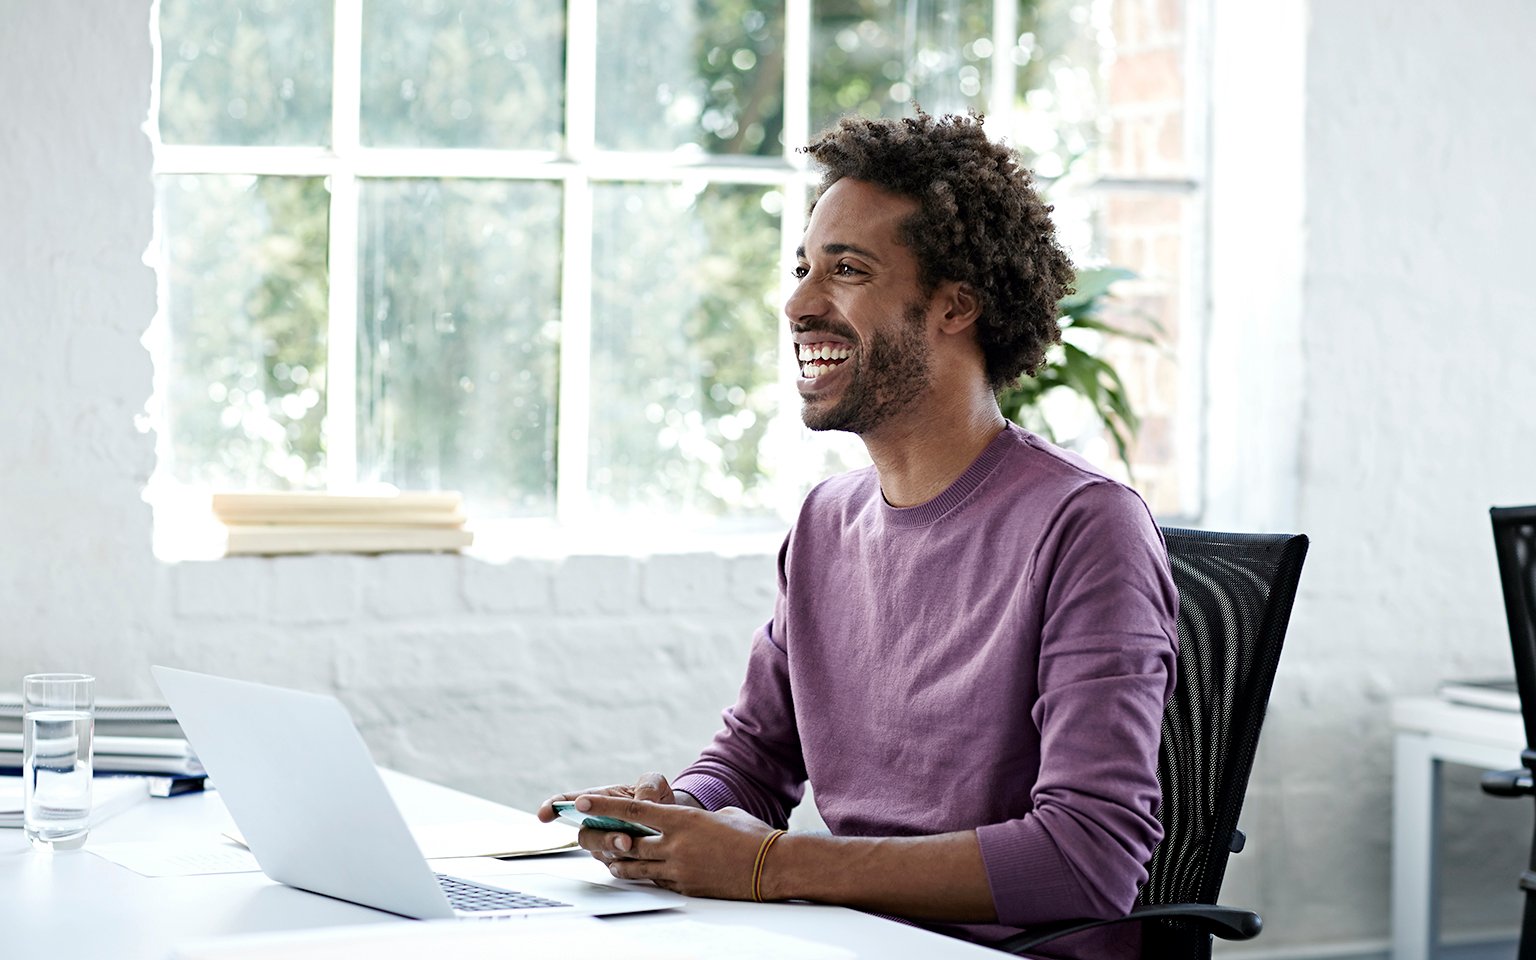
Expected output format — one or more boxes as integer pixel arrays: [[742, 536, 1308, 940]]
[[1058, 266, 1135, 313], [1059, 313, 1158, 346], [999, 261, 1161, 474]]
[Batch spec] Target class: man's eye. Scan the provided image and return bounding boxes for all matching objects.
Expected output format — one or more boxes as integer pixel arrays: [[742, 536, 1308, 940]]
[[835, 263, 863, 276], [792, 265, 809, 279]]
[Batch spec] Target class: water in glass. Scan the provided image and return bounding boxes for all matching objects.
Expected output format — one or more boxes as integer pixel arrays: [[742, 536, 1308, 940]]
[[23, 708, 93, 849]]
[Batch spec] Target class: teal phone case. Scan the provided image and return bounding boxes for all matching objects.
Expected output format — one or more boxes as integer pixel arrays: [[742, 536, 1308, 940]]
[[552, 801, 661, 837]]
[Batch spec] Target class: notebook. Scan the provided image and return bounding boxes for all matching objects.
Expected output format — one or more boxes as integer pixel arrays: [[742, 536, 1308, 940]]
[[151, 666, 682, 920]]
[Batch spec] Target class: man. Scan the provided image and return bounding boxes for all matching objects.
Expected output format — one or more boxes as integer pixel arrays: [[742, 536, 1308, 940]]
[[538, 111, 1177, 959]]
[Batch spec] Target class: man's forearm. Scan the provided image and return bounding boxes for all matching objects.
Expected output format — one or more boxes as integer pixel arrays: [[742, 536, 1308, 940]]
[[672, 789, 704, 809], [763, 829, 996, 922]]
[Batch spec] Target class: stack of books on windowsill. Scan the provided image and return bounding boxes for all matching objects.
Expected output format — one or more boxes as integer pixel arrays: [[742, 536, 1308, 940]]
[[213, 491, 474, 556], [0, 697, 207, 796]]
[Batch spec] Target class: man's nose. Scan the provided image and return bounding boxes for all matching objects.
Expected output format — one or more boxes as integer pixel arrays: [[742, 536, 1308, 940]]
[[783, 277, 827, 326]]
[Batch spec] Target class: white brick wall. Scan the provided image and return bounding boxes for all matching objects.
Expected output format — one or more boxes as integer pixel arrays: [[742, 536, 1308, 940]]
[[271, 556, 360, 625], [461, 556, 554, 614], [3, 2, 1535, 955], [1208, 0, 1536, 953], [151, 551, 767, 811]]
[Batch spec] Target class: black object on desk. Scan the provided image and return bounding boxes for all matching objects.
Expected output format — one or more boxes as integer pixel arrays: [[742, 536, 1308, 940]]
[[0, 768, 206, 798]]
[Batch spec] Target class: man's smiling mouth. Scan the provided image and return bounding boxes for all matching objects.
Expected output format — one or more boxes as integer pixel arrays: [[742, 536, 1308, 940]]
[[797, 341, 853, 379]]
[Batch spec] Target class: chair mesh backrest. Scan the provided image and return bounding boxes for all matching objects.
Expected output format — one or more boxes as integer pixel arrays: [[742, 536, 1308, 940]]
[[1491, 506, 1536, 750], [1138, 528, 1309, 927]]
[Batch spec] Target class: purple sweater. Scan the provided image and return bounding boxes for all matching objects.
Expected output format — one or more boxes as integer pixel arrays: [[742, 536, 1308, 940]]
[[674, 425, 1177, 958]]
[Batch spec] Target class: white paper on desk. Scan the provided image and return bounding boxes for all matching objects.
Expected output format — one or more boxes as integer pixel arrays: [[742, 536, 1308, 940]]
[[89, 839, 262, 877], [412, 817, 578, 857], [0, 779, 21, 825], [224, 816, 578, 859]]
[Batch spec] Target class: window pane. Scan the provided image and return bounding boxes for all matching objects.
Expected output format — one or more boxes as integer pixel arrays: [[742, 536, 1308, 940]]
[[157, 175, 330, 488], [158, 0, 333, 146], [997, 0, 1106, 180], [596, 0, 785, 155], [1046, 187, 1193, 516], [589, 183, 782, 518], [1011, 0, 1195, 515], [1100, 0, 1187, 178], [997, 0, 1189, 182], [361, 0, 565, 150], [810, 0, 991, 136], [357, 179, 563, 518]]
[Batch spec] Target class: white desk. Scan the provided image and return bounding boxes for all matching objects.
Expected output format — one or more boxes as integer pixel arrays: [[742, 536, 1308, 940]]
[[0, 771, 998, 960], [1391, 696, 1526, 960]]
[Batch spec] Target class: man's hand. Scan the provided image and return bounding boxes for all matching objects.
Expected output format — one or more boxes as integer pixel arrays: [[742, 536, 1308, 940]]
[[566, 795, 778, 900], [541, 782, 996, 917], [536, 771, 683, 823], [537, 772, 704, 871]]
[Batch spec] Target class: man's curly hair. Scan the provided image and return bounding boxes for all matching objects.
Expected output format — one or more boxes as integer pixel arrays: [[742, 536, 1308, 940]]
[[802, 110, 1074, 390]]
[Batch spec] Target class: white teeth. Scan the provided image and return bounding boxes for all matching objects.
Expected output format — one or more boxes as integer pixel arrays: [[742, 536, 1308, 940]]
[[796, 343, 853, 378], [800, 361, 843, 379], [797, 343, 851, 362]]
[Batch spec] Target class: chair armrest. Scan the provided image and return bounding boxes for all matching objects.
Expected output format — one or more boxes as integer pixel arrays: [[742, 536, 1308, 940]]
[[990, 903, 1263, 955], [1481, 768, 1536, 797]]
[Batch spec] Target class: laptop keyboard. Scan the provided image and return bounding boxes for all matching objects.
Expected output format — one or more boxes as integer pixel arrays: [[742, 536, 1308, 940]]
[[436, 874, 572, 912]]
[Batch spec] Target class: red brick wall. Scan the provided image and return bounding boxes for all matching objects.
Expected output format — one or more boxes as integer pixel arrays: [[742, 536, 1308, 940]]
[[1095, 0, 1194, 516]]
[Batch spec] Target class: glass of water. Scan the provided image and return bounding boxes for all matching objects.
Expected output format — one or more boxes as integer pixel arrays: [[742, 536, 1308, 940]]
[[22, 673, 94, 851]]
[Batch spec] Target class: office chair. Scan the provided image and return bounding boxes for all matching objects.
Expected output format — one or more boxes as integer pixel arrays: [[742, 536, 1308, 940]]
[[995, 527, 1309, 959], [1481, 505, 1536, 960]]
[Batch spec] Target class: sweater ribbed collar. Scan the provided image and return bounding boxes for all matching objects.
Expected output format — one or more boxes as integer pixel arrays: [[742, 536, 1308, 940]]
[[878, 423, 1017, 528]]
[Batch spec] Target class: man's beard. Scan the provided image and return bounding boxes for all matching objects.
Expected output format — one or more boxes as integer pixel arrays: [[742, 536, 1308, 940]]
[[801, 300, 933, 435]]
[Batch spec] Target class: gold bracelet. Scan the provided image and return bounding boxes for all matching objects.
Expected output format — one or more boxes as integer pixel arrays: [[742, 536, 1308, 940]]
[[751, 829, 788, 903]]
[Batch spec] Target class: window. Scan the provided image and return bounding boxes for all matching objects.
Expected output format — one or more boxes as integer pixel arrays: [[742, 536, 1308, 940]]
[[1007, 0, 1206, 518], [149, 0, 1205, 537]]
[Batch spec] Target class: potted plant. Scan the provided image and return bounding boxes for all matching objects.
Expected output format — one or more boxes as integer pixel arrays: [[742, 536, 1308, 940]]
[[997, 266, 1157, 472]]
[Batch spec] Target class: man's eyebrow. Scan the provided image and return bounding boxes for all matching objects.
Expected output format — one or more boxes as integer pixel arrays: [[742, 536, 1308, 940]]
[[794, 242, 883, 263]]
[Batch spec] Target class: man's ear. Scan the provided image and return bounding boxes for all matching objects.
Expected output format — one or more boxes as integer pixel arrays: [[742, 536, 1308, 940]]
[[936, 281, 981, 335]]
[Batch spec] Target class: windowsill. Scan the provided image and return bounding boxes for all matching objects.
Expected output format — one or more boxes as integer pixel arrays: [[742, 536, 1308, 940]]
[[462, 517, 787, 561], [151, 509, 787, 564]]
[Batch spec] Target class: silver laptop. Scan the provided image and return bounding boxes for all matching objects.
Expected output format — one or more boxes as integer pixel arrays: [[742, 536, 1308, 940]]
[[152, 666, 681, 920]]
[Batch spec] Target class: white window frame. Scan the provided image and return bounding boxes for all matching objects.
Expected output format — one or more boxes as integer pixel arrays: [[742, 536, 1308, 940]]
[[150, 0, 1208, 535]]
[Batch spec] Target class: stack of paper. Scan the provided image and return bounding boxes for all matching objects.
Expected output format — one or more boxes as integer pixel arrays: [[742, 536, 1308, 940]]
[[0, 697, 206, 785], [1437, 676, 1521, 712], [0, 696, 182, 739], [0, 733, 205, 778], [213, 491, 473, 556]]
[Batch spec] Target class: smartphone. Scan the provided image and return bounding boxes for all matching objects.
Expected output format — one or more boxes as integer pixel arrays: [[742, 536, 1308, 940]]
[[551, 800, 661, 838]]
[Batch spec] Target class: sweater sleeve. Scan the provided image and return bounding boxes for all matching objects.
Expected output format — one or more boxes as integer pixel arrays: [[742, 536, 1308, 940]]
[[977, 481, 1178, 926], [673, 539, 807, 828]]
